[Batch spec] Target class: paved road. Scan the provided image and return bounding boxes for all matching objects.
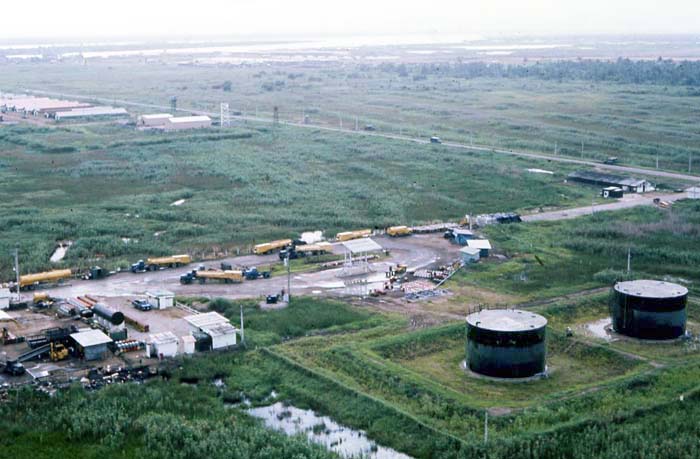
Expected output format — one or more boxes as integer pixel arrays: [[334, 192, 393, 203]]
[[522, 191, 687, 222], [23, 88, 700, 184]]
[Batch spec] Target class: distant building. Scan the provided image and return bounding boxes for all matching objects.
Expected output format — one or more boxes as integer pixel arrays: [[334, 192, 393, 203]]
[[568, 170, 654, 193], [451, 229, 476, 245], [460, 246, 481, 264], [146, 290, 174, 309], [0, 288, 10, 310], [163, 115, 211, 130], [54, 106, 129, 121], [139, 113, 173, 126], [687, 186, 700, 199], [601, 186, 624, 198], [184, 311, 237, 350], [467, 239, 492, 257], [149, 331, 179, 358]]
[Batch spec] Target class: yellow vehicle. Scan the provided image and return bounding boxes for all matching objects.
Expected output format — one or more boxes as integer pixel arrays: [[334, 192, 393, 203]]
[[254, 239, 293, 255], [296, 242, 333, 255], [335, 229, 371, 242], [50, 342, 69, 362], [147, 254, 191, 267], [386, 226, 412, 237], [19, 269, 72, 290], [180, 269, 244, 284]]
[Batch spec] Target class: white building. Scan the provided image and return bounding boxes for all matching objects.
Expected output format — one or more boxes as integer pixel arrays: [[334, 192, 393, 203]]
[[163, 115, 211, 131], [184, 311, 237, 350], [149, 331, 179, 358], [181, 335, 196, 355], [146, 290, 174, 309], [459, 246, 481, 264], [687, 186, 700, 199], [54, 106, 128, 121], [0, 288, 11, 310], [139, 113, 172, 126]]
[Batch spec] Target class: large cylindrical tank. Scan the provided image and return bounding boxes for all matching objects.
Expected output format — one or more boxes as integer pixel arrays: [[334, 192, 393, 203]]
[[610, 280, 688, 339], [92, 303, 125, 326], [466, 309, 547, 378]]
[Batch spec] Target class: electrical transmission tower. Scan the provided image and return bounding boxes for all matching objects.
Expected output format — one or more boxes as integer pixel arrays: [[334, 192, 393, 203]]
[[220, 102, 231, 128]]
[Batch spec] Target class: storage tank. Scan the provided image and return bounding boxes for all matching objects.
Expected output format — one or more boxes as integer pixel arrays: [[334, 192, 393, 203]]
[[466, 309, 547, 378], [610, 280, 688, 339], [92, 303, 125, 326]]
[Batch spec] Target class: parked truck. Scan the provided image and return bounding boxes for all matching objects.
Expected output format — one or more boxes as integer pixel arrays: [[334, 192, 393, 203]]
[[335, 229, 371, 242], [180, 269, 244, 285], [254, 239, 293, 255], [243, 267, 271, 280], [279, 242, 333, 260], [386, 226, 412, 237], [132, 254, 191, 273], [16, 269, 72, 291]]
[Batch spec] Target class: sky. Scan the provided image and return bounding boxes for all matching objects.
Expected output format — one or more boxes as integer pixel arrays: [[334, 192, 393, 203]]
[[1, 0, 699, 41]]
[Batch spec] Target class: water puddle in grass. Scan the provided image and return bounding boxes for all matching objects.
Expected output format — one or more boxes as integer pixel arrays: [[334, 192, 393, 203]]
[[50, 241, 72, 262], [247, 402, 411, 459]]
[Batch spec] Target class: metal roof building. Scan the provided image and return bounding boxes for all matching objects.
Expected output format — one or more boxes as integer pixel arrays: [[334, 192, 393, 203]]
[[139, 113, 173, 126], [459, 246, 480, 264], [183, 312, 237, 349], [149, 331, 179, 358], [687, 186, 700, 199], [568, 170, 654, 193], [70, 329, 113, 361], [163, 115, 211, 130], [466, 239, 492, 257], [54, 106, 129, 120]]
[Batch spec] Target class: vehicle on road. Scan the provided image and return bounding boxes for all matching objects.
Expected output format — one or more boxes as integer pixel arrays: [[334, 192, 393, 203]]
[[132, 299, 153, 311], [244, 267, 271, 280], [430, 136, 442, 144]]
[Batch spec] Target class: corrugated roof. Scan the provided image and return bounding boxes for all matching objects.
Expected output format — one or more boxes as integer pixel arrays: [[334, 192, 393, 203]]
[[150, 331, 178, 345], [55, 106, 128, 118], [202, 323, 237, 337], [141, 113, 172, 119], [341, 237, 383, 254], [467, 239, 492, 250], [167, 115, 211, 124], [146, 290, 174, 297], [184, 311, 232, 329], [70, 329, 113, 347], [460, 246, 481, 255]]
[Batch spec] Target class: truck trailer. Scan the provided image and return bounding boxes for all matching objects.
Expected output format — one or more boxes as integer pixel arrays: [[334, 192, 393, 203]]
[[254, 239, 292, 255], [132, 254, 191, 273], [180, 269, 244, 285], [335, 229, 371, 242]]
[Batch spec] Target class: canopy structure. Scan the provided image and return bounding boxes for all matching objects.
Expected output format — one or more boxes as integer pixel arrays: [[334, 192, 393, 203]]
[[338, 238, 383, 278]]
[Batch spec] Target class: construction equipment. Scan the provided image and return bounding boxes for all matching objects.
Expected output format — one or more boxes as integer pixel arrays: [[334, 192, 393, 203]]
[[180, 269, 244, 284], [254, 239, 293, 255], [386, 226, 412, 237], [279, 242, 333, 260], [132, 255, 191, 273], [15, 269, 72, 291], [50, 342, 69, 361], [243, 267, 271, 280], [335, 229, 371, 242]]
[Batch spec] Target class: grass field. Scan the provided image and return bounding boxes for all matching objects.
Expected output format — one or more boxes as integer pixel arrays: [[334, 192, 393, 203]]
[[2, 59, 700, 174], [0, 121, 602, 279]]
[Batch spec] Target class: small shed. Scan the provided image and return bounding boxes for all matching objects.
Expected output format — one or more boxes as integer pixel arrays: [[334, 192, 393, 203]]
[[687, 186, 700, 199], [70, 329, 113, 361], [467, 239, 492, 257], [184, 312, 238, 350], [147, 290, 174, 309], [140, 113, 172, 126], [181, 335, 196, 355], [149, 331, 178, 358], [452, 229, 475, 245], [601, 186, 623, 199], [0, 288, 11, 310], [460, 246, 481, 264]]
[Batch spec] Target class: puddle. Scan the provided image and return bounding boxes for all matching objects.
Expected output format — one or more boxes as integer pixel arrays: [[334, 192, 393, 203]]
[[50, 241, 73, 262], [587, 318, 613, 341], [171, 199, 186, 206], [247, 402, 411, 459]]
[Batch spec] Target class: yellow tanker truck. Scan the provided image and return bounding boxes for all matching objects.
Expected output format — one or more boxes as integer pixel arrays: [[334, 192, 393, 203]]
[[254, 239, 293, 255], [18, 269, 72, 290], [386, 226, 413, 237], [180, 269, 243, 284], [335, 229, 371, 242]]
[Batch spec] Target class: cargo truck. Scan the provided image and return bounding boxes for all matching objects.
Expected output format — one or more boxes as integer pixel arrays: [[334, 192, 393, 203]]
[[335, 229, 371, 242], [279, 242, 333, 260], [180, 269, 244, 284], [254, 239, 293, 255], [386, 226, 412, 237], [132, 254, 191, 273]]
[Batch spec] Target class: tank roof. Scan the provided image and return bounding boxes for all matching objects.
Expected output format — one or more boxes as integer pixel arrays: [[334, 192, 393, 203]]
[[614, 280, 688, 298], [466, 309, 547, 332]]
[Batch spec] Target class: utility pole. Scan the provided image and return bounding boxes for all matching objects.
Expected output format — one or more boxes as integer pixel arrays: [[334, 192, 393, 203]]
[[627, 248, 631, 275], [484, 411, 489, 443], [656, 153, 659, 170], [554, 141, 558, 156], [285, 254, 291, 304], [689, 153, 693, 174], [581, 140, 584, 157], [12, 248, 20, 302], [355, 116, 359, 131], [240, 304, 245, 345]]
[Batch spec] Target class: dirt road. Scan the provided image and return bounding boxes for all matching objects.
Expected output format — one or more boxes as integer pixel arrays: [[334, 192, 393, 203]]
[[522, 191, 687, 222]]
